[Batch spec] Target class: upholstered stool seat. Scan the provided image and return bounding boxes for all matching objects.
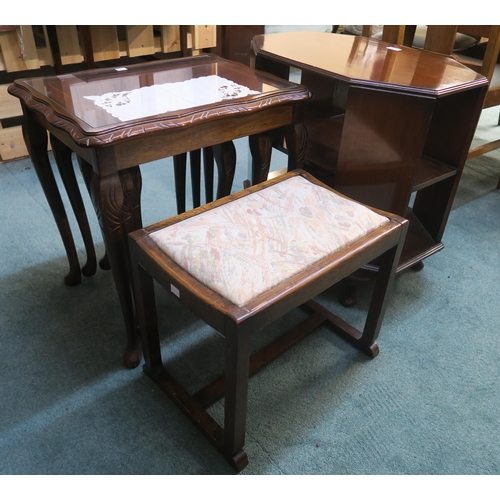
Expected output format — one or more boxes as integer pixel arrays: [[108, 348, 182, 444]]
[[129, 169, 408, 471]]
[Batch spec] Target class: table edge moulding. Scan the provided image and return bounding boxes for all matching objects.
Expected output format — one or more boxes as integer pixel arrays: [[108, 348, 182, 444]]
[[8, 54, 310, 149]]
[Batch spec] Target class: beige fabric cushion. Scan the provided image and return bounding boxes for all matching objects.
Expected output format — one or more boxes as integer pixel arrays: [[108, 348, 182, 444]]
[[150, 176, 389, 306]]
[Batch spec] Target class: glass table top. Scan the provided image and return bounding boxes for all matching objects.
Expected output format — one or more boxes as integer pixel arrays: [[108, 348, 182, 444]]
[[15, 55, 303, 131]]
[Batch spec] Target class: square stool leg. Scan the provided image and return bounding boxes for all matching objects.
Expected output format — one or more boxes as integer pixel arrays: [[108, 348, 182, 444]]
[[222, 321, 251, 465], [131, 255, 252, 470]]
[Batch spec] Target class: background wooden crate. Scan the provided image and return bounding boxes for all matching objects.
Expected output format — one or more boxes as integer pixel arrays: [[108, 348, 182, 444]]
[[0, 83, 30, 161], [0, 25, 217, 72], [0, 25, 218, 162]]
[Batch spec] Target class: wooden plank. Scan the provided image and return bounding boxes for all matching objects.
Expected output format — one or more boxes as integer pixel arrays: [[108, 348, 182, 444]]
[[381, 26, 405, 45], [0, 124, 52, 161], [126, 25, 155, 57], [160, 25, 181, 53], [0, 125, 28, 160], [468, 138, 500, 159], [484, 86, 500, 108], [362, 26, 372, 37], [36, 46, 53, 66], [423, 26, 458, 55], [479, 25, 500, 83], [18, 25, 40, 69], [458, 25, 492, 38], [55, 26, 83, 65], [191, 25, 216, 50], [41, 26, 54, 66], [90, 25, 120, 62], [119, 34, 186, 57], [0, 29, 25, 72], [0, 84, 22, 120]]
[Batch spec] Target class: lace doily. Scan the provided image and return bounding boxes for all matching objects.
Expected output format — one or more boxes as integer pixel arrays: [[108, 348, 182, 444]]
[[84, 75, 260, 122]]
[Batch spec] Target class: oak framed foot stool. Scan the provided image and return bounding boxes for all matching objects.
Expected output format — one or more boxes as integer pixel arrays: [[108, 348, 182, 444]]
[[128, 169, 408, 471]]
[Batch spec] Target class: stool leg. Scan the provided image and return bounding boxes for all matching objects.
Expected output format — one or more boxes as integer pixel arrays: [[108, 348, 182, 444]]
[[358, 242, 404, 357], [129, 237, 249, 470], [308, 228, 406, 358], [223, 322, 251, 471]]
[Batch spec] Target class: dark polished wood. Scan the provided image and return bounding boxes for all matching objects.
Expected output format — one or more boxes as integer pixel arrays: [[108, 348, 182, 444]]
[[9, 54, 310, 368], [50, 133, 97, 280], [129, 169, 408, 471], [221, 25, 265, 66], [251, 31, 488, 276]]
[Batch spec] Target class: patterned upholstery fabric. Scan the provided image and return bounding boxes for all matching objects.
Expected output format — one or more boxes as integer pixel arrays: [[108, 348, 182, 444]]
[[150, 176, 389, 306]]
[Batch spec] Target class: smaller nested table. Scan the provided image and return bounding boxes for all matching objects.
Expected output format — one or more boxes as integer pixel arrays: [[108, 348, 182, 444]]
[[9, 54, 310, 368]]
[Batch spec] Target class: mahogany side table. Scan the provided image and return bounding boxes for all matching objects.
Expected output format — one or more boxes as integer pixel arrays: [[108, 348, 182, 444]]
[[9, 54, 310, 368], [251, 31, 488, 276]]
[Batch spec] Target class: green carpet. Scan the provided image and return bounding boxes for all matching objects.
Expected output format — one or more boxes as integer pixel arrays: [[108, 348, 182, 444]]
[[0, 105, 499, 482]]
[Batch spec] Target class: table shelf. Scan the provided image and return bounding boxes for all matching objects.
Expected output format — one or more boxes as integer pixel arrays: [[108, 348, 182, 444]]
[[301, 116, 459, 193], [413, 156, 457, 191], [363, 207, 443, 274]]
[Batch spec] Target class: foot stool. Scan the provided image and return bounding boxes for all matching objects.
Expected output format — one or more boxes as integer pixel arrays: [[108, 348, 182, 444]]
[[128, 169, 408, 471]]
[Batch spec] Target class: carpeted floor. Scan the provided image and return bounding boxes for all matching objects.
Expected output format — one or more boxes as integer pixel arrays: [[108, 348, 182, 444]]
[[0, 99, 499, 486]]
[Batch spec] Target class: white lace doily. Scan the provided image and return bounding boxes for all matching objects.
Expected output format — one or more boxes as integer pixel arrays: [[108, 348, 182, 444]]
[[84, 75, 260, 122]]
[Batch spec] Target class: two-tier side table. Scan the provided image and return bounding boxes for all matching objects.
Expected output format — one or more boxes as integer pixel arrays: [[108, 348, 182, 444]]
[[251, 31, 488, 277]]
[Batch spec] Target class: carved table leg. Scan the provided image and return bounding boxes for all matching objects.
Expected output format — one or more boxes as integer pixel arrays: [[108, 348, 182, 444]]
[[87, 160, 142, 368], [248, 132, 272, 185], [119, 166, 143, 237], [76, 156, 110, 271], [213, 141, 237, 198], [284, 122, 307, 171], [50, 134, 97, 278], [21, 105, 81, 286], [119, 166, 143, 366]]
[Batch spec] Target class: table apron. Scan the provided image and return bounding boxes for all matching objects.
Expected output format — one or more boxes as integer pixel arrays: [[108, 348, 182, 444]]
[[31, 104, 296, 173], [109, 106, 294, 170]]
